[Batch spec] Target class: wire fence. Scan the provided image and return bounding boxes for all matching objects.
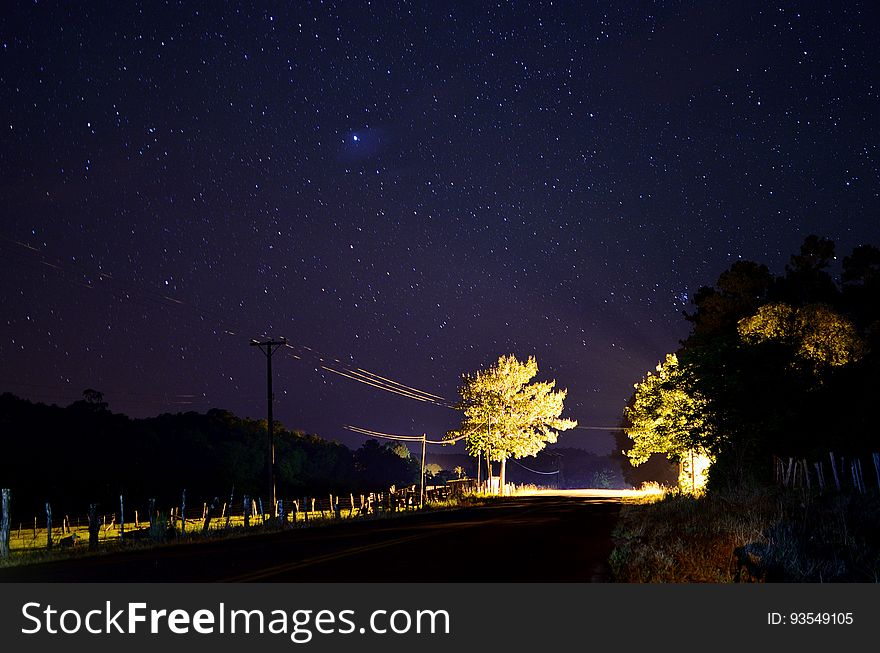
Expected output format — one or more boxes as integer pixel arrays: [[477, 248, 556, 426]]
[[0, 485, 455, 557], [773, 451, 880, 494]]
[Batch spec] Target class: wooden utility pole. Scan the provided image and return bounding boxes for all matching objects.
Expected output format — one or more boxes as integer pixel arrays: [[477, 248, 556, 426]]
[[420, 434, 427, 507], [476, 450, 481, 486], [251, 337, 287, 512]]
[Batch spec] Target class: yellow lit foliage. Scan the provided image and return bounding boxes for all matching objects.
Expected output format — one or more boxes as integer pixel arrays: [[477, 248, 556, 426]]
[[737, 303, 863, 368], [624, 353, 714, 471], [678, 449, 712, 494], [448, 354, 577, 462]]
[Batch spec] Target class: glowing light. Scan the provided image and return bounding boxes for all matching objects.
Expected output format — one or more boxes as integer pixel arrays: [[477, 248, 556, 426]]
[[679, 449, 712, 494], [352, 134, 359, 142]]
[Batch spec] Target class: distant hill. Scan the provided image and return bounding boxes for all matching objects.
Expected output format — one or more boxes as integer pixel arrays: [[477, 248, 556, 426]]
[[428, 447, 626, 489]]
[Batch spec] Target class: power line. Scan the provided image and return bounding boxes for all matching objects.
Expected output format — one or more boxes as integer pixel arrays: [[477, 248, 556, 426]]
[[511, 459, 559, 475], [573, 425, 650, 434], [319, 364, 448, 406], [344, 425, 424, 441], [282, 342, 454, 409], [351, 367, 446, 401], [344, 424, 467, 445], [427, 433, 467, 445], [344, 425, 468, 508]]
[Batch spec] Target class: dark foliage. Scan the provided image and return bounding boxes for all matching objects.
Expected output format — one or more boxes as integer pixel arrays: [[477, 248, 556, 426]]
[[620, 235, 880, 489], [0, 394, 418, 515]]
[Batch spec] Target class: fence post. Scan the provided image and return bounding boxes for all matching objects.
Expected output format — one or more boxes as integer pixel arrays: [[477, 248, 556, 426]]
[[180, 489, 187, 535], [852, 459, 860, 494], [46, 502, 53, 550], [119, 494, 125, 540], [225, 486, 235, 529], [0, 489, 10, 559], [829, 452, 841, 491]]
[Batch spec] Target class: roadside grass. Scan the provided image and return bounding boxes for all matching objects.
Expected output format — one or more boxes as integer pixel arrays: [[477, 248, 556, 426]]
[[610, 484, 880, 582], [0, 494, 491, 569]]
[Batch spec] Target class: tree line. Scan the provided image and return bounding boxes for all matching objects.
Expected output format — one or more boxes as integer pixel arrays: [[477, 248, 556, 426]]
[[0, 392, 420, 515], [616, 235, 880, 490]]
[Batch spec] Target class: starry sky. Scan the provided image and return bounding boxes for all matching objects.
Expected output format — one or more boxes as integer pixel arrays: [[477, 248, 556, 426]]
[[2, 2, 878, 455]]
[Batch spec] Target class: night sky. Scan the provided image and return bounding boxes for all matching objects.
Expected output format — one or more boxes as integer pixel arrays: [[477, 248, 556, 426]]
[[2, 2, 878, 455]]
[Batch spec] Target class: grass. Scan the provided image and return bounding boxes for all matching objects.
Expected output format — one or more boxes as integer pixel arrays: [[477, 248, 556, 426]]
[[609, 483, 880, 582], [0, 493, 491, 568]]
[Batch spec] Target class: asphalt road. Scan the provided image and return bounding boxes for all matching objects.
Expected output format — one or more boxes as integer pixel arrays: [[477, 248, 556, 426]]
[[0, 490, 630, 582]]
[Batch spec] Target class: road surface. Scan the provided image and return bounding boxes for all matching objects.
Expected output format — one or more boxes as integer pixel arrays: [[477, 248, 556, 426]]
[[0, 490, 633, 582]]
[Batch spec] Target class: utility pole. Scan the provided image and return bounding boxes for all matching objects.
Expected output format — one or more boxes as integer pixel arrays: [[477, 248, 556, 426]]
[[251, 337, 287, 514], [420, 434, 427, 508], [477, 451, 481, 487], [480, 411, 491, 492]]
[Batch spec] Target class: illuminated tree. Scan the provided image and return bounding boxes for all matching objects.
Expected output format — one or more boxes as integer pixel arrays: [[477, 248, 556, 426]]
[[738, 303, 864, 370], [448, 354, 577, 493], [625, 237, 880, 490], [623, 353, 714, 491], [388, 441, 413, 460]]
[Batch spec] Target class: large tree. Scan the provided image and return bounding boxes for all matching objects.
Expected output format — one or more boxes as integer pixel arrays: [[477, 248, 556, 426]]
[[624, 235, 880, 490], [447, 354, 577, 493], [623, 353, 714, 491]]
